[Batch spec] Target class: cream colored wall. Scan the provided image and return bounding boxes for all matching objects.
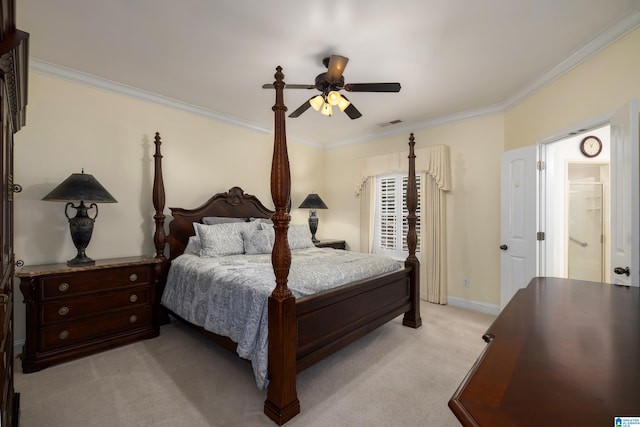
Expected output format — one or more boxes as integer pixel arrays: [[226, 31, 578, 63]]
[[12, 72, 324, 341], [324, 114, 505, 307], [505, 27, 640, 149]]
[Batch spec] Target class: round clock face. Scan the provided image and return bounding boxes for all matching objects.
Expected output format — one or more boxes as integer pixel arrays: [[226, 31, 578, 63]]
[[580, 136, 602, 158]]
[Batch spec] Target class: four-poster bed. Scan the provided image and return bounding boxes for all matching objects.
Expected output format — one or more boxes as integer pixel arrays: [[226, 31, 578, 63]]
[[151, 66, 421, 425]]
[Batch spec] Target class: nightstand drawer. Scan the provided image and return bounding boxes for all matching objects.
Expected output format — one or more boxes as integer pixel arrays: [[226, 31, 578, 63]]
[[40, 265, 150, 300], [40, 306, 152, 352], [41, 288, 150, 325]]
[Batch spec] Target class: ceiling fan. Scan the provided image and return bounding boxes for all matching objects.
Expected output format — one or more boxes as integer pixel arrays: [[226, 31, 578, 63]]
[[262, 55, 401, 119]]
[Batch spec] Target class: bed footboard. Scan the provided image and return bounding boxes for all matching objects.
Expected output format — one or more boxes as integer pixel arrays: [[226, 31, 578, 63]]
[[296, 267, 413, 371]]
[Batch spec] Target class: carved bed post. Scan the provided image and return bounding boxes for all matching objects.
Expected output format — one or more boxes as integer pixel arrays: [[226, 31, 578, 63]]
[[152, 132, 170, 325], [152, 132, 166, 261], [263, 66, 300, 425], [403, 133, 422, 328]]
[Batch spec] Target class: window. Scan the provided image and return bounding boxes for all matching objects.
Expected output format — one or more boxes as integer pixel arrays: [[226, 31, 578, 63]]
[[373, 173, 421, 259]]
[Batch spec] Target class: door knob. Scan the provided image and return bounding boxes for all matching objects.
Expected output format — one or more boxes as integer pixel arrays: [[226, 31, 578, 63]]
[[499, 244, 508, 251], [614, 266, 630, 276]]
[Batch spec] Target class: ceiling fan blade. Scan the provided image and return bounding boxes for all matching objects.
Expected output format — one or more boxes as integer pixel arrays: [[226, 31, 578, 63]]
[[326, 55, 349, 83], [340, 95, 362, 119], [344, 103, 362, 120], [344, 83, 401, 92], [288, 98, 314, 118], [262, 83, 316, 89]]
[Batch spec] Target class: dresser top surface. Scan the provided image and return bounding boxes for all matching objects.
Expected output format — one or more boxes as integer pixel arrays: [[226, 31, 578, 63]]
[[449, 277, 640, 426], [15, 255, 162, 278]]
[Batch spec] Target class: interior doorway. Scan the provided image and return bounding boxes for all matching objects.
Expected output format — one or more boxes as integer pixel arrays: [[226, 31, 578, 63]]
[[501, 100, 639, 308], [541, 125, 610, 281]]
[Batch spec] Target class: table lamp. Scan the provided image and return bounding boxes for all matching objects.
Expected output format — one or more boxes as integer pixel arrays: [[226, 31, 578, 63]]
[[42, 170, 117, 266], [298, 193, 328, 243]]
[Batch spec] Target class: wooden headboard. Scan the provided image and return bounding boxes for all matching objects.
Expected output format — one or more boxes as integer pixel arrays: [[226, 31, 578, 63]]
[[164, 186, 274, 260]]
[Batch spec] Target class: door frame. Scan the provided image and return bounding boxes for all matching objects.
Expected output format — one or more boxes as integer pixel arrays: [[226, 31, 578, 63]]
[[537, 101, 638, 286]]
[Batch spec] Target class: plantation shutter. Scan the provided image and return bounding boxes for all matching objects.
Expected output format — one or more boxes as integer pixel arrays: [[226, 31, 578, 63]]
[[378, 177, 397, 250], [375, 174, 421, 258]]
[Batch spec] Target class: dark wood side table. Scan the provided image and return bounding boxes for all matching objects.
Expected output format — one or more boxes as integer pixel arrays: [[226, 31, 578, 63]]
[[16, 256, 163, 373], [314, 239, 346, 250], [449, 277, 640, 426]]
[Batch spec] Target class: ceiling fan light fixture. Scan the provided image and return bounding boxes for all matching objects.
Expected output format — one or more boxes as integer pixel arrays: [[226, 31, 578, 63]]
[[309, 95, 324, 111], [320, 102, 333, 116], [327, 90, 342, 106], [337, 96, 351, 112]]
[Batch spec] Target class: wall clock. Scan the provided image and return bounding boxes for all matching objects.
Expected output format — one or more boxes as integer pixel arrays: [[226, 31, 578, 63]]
[[579, 135, 602, 158]]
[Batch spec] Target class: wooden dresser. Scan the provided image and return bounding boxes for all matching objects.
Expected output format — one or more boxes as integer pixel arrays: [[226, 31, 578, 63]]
[[449, 277, 640, 426], [16, 256, 162, 373]]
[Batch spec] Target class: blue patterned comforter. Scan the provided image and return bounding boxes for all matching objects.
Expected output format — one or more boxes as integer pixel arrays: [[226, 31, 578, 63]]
[[160, 247, 402, 389]]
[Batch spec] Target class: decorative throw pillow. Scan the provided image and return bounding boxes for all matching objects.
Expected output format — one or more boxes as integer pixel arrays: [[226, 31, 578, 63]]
[[194, 221, 259, 257], [202, 216, 248, 225], [242, 228, 274, 255]]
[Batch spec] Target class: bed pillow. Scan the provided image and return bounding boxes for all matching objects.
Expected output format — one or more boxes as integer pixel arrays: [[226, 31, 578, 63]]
[[184, 235, 201, 254], [288, 224, 315, 249], [194, 221, 259, 257], [250, 217, 273, 226], [242, 228, 274, 255], [202, 216, 248, 225], [258, 223, 315, 250]]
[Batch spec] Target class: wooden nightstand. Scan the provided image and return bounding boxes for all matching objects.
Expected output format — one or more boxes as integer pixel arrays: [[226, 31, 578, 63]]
[[314, 239, 346, 250], [16, 255, 163, 373]]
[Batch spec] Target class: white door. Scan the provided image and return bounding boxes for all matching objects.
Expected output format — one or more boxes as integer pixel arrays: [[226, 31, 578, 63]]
[[609, 99, 639, 286], [500, 145, 538, 308]]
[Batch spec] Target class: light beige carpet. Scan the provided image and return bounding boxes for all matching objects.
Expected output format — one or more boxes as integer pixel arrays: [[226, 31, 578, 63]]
[[15, 301, 495, 427]]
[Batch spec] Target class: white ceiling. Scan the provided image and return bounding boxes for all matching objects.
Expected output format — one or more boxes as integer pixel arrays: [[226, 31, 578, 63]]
[[17, 0, 640, 147]]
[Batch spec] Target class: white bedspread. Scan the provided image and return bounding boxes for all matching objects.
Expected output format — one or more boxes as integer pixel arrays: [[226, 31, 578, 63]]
[[160, 247, 402, 389]]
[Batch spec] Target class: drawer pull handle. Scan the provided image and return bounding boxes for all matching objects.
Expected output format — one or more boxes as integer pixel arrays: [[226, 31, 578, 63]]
[[58, 330, 69, 340], [0, 294, 8, 305], [129, 315, 138, 323], [129, 273, 138, 282], [58, 283, 70, 292], [58, 306, 69, 316], [129, 294, 138, 303]]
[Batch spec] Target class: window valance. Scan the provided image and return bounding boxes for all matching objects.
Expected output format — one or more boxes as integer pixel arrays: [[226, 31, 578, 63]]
[[358, 145, 451, 193]]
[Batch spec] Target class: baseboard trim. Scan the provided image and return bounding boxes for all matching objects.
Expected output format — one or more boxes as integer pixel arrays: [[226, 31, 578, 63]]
[[447, 296, 500, 316]]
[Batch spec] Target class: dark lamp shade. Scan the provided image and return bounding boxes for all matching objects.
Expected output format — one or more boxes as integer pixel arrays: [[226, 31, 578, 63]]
[[298, 193, 328, 210], [42, 172, 117, 203]]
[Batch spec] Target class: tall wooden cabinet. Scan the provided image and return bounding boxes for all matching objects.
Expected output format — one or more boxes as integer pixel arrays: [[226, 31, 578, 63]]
[[0, 0, 28, 425]]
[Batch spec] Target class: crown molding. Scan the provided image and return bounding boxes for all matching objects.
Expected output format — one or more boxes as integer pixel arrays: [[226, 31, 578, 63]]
[[30, 58, 271, 132], [502, 9, 640, 110], [325, 103, 504, 149], [29, 58, 324, 150]]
